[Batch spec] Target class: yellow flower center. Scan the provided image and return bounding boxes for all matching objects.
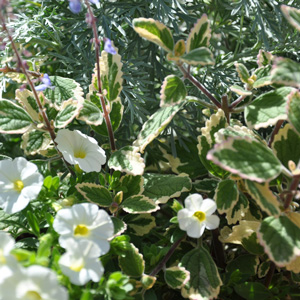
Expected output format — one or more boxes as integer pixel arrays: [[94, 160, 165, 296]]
[[74, 150, 86, 159], [13, 180, 24, 193], [70, 261, 84, 272], [74, 224, 90, 237], [0, 250, 6, 264], [25, 291, 42, 300], [193, 211, 206, 222]]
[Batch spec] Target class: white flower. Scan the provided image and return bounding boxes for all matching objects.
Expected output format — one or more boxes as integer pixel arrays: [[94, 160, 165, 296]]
[[0, 157, 43, 214], [0, 265, 68, 300], [59, 239, 104, 285], [53, 203, 114, 255], [55, 129, 106, 173], [177, 194, 220, 239]]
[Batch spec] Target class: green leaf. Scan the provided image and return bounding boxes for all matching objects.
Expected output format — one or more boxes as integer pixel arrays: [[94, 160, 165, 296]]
[[76, 100, 103, 126], [227, 254, 259, 277], [180, 47, 214, 66], [271, 58, 300, 88], [75, 183, 113, 207], [21, 129, 51, 156], [108, 146, 145, 176], [111, 217, 127, 237], [160, 75, 187, 107], [44, 76, 84, 107], [282, 5, 300, 31], [257, 50, 273, 67], [186, 14, 211, 52], [121, 195, 159, 214], [287, 90, 300, 135], [123, 214, 156, 236], [241, 232, 264, 256], [133, 18, 174, 52], [92, 98, 123, 136], [174, 39, 186, 56], [119, 242, 145, 277], [0, 99, 33, 134], [234, 282, 272, 300], [207, 137, 282, 182], [99, 45, 123, 102], [271, 123, 300, 168], [16, 89, 40, 122], [180, 247, 222, 300], [235, 63, 250, 84], [257, 216, 300, 266], [133, 104, 183, 153], [252, 76, 272, 88], [245, 87, 294, 130], [214, 179, 239, 214], [26, 210, 40, 236], [54, 99, 82, 128], [143, 173, 191, 204], [230, 85, 252, 96], [119, 175, 144, 200], [227, 192, 249, 225], [164, 266, 190, 289], [245, 180, 281, 216], [193, 179, 219, 193]]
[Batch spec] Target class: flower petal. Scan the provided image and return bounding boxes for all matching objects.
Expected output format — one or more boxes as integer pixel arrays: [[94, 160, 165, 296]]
[[199, 198, 217, 216], [178, 208, 194, 230], [186, 219, 206, 239], [204, 215, 220, 230], [184, 194, 203, 212]]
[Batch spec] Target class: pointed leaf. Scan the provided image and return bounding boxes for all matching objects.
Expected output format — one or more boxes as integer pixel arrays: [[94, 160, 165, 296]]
[[174, 39, 186, 56], [121, 195, 159, 214], [252, 76, 272, 88], [76, 100, 103, 126], [21, 129, 51, 156], [187, 15, 211, 52], [230, 85, 252, 96], [76, 183, 113, 207], [287, 90, 300, 135], [165, 266, 190, 289], [133, 104, 183, 153], [133, 18, 174, 52], [108, 146, 145, 176], [235, 63, 250, 84], [143, 173, 192, 204], [257, 216, 300, 266], [0, 99, 33, 134], [55, 99, 82, 128], [160, 75, 187, 107], [16, 89, 40, 122], [119, 175, 144, 200], [245, 87, 295, 130], [207, 137, 282, 182], [180, 47, 214, 66]]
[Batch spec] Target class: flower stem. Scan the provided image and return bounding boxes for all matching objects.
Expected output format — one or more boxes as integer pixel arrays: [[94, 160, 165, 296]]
[[84, 0, 116, 152], [221, 94, 230, 124], [268, 119, 284, 148], [264, 261, 275, 288], [0, 65, 41, 77], [177, 64, 221, 109], [284, 174, 300, 210], [229, 95, 247, 109]]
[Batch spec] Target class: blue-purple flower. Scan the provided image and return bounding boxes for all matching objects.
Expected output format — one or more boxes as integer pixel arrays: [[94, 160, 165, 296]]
[[104, 38, 116, 55], [68, 0, 99, 14], [35, 74, 54, 92]]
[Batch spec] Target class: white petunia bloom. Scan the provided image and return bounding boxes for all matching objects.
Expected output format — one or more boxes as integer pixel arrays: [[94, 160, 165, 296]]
[[177, 194, 220, 239], [55, 129, 106, 173], [0, 265, 68, 300], [0, 157, 44, 214], [59, 239, 104, 285], [53, 203, 114, 255]]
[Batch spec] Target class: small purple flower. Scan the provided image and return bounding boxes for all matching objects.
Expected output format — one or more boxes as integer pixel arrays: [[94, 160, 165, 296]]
[[89, 0, 99, 4], [68, 0, 81, 14], [104, 38, 116, 55], [35, 74, 54, 92]]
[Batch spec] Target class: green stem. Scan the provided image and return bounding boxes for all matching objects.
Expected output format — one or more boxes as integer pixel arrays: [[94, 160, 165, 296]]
[[221, 94, 230, 124]]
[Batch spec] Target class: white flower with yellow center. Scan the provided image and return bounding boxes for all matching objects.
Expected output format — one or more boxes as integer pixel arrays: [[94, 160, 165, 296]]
[[0, 158, 43, 214], [59, 239, 104, 285], [53, 203, 114, 255], [55, 129, 106, 173], [0, 265, 68, 300], [177, 194, 220, 238]]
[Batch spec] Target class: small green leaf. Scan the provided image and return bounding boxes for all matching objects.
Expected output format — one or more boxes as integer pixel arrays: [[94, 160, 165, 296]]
[[245, 87, 294, 130], [121, 195, 159, 214], [287, 90, 300, 135], [272, 123, 300, 168], [0, 99, 33, 134], [119, 242, 145, 277], [235, 282, 272, 300], [108, 146, 145, 176], [241, 232, 264, 256], [133, 18, 174, 52], [16, 89, 40, 122], [193, 178, 219, 193], [180, 47, 214, 66], [227, 254, 259, 277], [160, 75, 187, 107], [252, 76, 272, 88], [271, 58, 300, 88], [21, 129, 51, 156], [76, 100, 103, 126], [257, 216, 300, 266], [123, 214, 156, 236], [174, 39, 186, 57], [235, 63, 250, 84], [180, 247, 222, 300], [257, 50, 273, 67], [164, 266, 190, 289], [207, 137, 282, 182], [111, 217, 127, 237], [227, 192, 249, 225], [76, 183, 113, 207], [282, 5, 300, 31], [119, 175, 144, 200], [55, 99, 82, 128], [143, 173, 191, 204], [186, 14, 211, 52], [230, 85, 252, 96], [133, 104, 183, 153]]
